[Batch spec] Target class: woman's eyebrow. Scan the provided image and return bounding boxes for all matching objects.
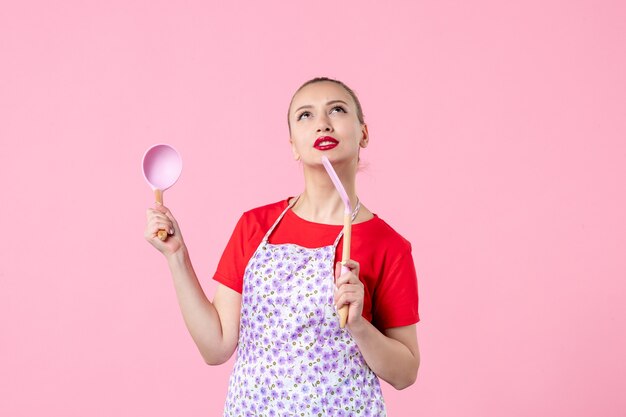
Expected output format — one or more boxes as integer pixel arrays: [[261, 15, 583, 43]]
[[326, 100, 349, 107], [294, 100, 349, 114], [294, 104, 313, 114]]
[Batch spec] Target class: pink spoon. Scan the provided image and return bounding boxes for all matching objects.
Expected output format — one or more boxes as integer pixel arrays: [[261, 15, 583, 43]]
[[321, 155, 352, 329], [142, 144, 182, 241]]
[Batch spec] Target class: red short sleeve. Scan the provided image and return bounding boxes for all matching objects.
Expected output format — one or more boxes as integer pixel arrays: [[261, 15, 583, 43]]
[[211, 201, 284, 293], [371, 244, 420, 329], [212, 213, 249, 293]]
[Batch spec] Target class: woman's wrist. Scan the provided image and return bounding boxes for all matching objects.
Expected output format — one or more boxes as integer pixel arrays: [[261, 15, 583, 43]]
[[166, 245, 189, 268], [347, 315, 370, 337]]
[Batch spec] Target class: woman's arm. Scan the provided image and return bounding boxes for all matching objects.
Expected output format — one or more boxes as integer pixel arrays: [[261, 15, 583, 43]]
[[166, 249, 241, 365], [334, 260, 420, 389], [146, 204, 241, 365], [348, 321, 419, 390]]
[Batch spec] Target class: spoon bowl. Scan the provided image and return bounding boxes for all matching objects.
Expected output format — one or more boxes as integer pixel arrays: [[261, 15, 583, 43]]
[[142, 144, 182, 240], [142, 144, 182, 191]]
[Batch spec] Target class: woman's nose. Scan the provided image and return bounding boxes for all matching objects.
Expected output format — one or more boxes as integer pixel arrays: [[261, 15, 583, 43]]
[[316, 115, 333, 133]]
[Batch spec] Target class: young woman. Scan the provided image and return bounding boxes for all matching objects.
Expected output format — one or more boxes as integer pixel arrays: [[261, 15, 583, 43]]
[[145, 77, 420, 416]]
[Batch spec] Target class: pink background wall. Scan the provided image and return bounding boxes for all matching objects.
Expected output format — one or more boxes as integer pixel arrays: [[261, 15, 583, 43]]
[[1, 1, 625, 416]]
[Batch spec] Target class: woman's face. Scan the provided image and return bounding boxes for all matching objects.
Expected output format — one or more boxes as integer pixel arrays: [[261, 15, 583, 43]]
[[288, 81, 368, 167]]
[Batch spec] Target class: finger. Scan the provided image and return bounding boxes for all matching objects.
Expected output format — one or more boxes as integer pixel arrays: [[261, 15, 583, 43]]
[[145, 224, 165, 241], [154, 204, 180, 229], [147, 210, 169, 221], [146, 208, 163, 220], [336, 283, 362, 295], [336, 270, 361, 287], [335, 291, 364, 309], [149, 221, 174, 235], [146, 208, 171, 222], [148, 206, 179, 231], [343, 259, 360, 270], [334, 262, 342, 281], [343, 259, 360, 277], [334, 284, 363, 303], [162, 210, 180, 229], [335, 273, 349, 287], [148, 213, 171, 226], [153, 203, 170, 214]]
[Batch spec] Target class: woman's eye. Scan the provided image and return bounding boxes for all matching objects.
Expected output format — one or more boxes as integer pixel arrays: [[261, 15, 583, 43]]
[[330, 106, 346, 114], [297, 111, 311, 121]]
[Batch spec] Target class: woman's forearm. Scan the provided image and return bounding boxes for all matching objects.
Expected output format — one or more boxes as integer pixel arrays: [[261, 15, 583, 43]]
[[166, 247, 230, 365], [348, 319, 420, 390]]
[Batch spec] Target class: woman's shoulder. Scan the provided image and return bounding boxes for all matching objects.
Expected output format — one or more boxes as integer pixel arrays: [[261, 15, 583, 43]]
[[240, 197, 291, 226], [358, 214, 413, 254], [244, 197, 290, 215]]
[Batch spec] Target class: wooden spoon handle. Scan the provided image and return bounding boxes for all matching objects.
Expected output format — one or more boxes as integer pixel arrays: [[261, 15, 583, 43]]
[[338, 274, 349, 328], [154, 189, 168, 241], [338, 212, 352, 328]]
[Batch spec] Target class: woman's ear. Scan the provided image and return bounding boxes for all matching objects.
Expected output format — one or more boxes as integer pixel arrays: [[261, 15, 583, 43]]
[[360, 124, 369, 148], [290, 139, 301, 161]]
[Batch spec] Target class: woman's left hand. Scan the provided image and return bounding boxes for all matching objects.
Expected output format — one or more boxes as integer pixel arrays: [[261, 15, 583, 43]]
[[334, 259, 365, 329]]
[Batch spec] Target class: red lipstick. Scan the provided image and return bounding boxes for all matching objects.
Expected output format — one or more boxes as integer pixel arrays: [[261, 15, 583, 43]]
[[314, 136, 338, 150]]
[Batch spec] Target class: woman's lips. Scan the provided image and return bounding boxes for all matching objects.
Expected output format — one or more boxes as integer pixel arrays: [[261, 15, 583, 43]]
[[314, 136, 338, 150]]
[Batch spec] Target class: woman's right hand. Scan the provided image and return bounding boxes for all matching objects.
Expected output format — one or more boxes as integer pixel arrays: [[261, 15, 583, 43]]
[[145, 203, 185, 258]]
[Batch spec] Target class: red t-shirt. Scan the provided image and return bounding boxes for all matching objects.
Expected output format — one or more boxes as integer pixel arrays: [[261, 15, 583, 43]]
[[213, 198, 420, 329]]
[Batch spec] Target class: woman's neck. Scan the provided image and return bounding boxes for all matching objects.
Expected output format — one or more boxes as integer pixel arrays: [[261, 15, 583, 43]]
[[292, 161, 358, 225]]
